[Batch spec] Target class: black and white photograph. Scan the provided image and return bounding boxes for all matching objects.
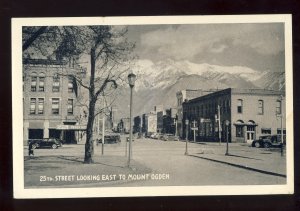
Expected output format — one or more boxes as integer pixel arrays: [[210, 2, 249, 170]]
[[12, 15, 294, 198]]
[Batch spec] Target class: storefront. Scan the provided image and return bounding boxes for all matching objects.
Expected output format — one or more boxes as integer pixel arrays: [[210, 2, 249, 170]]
[[56, 124, 86, 144]]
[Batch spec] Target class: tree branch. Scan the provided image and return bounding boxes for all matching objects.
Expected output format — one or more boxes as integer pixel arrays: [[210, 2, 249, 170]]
[[23, 26, 48, 51]]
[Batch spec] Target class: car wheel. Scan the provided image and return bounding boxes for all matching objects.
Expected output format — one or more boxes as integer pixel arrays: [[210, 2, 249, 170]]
[[263, 142, 270, 148], [254, 141, 261, 148], [52, 144, 58, 149]]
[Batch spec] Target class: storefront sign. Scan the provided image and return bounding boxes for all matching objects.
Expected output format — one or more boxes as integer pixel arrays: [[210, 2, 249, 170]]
[[56, 125, 86, 130], [200, 118, 211, 123]]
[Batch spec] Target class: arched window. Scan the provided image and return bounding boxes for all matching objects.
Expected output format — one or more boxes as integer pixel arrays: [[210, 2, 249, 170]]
[[31, 72, 37, 92], [235, 120, 244, 137], [38, 73, 45, 92], [68, 76, 74, 93], [276, 100, 282, 115], [53, 75, 60, 92]]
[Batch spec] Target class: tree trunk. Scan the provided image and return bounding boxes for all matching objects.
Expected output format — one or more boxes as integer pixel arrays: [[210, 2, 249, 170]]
[[84, 48, 96, 164], [84, 99, 96, 163]]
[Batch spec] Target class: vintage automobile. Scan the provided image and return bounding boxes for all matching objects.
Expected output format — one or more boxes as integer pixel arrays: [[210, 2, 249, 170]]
[[252, 134, 286, 148], [161, 134, 180, 141], [28, 138, 63, 149], [97, 134, 121, 144]]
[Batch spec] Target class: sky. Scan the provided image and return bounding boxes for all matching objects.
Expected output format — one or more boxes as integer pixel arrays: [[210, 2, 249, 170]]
[[126, 23, 285, 72]]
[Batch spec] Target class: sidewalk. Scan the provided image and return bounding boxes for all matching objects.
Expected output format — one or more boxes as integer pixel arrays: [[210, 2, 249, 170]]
[[24, 155, 152, 188], [187, 141, 286, 177]]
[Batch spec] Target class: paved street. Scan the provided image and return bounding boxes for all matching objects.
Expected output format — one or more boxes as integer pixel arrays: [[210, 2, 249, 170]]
[[24, 136, 286, 187]]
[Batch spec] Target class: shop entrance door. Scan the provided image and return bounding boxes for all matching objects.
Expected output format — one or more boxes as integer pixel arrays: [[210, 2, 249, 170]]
[[246, 125, 255, 143]]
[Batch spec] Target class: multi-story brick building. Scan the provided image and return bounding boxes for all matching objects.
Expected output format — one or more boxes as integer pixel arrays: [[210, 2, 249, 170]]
[[23, 59, 87, 144], [176, 89, 217, 138], [182, 88, 285, 143]]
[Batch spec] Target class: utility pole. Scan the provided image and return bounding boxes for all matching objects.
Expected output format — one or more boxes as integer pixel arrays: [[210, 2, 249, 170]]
[[277, 77, 285, 157], [185, 119, 189, 155], [102, 113, 105, 155], [218, 105, 221, 145], [124, 120, 128, 157], [225, 120, 230, 155], [101, 99, 105, 155], [192, 120, 197, 142], [174, 118, 178, 136], [279, 95, 284, 156]]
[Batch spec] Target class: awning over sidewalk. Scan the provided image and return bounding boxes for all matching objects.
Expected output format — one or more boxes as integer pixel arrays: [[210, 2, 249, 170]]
[[56, 125, 86, 130]]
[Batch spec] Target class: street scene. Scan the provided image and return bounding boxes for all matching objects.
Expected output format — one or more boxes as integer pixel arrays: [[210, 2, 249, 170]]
[[24, 135, 286, 188], [16, 16, 292, 196]]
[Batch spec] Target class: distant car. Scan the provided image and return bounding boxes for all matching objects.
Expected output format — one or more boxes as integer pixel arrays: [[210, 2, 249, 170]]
[[28, 138, 63, 149], [97, 134, 121, 144], [161, 134, 179, 141], [252, 134, 286, 148], [145, 132, 154, 138]]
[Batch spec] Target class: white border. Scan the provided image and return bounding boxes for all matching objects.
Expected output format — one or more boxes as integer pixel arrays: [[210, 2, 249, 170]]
[[12, 15, 294, 198]]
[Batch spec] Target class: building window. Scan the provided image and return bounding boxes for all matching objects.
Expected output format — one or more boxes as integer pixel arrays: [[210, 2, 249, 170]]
[[258, 100, 264, 115], [38, 98, 44, 114], [236, 125, 244, 137], [38, 76, 45, 92], [31, 76, 37, 92], [237, 99, 243, 113], [276, 100, 282, 115], [68, 76, 73, 93], [30, 98, 36, 114], [261, 128, 271, 134], [277, 129, 286, 135], [67, 99, 73, 115], [52, 98, 60, 115], [53, 76, 60, 92]]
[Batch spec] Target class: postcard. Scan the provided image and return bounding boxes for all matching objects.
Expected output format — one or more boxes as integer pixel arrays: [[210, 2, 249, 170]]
[[12, 15, 293, 198]]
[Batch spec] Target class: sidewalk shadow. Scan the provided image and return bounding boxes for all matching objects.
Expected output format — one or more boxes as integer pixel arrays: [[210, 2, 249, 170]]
[[57, 156, 127, 168], [225, 154, 262, 161], [57, 156, 84, 163]]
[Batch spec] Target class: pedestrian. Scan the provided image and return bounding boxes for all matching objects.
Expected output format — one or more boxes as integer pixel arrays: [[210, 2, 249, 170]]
[[28, 142, 34, 157]]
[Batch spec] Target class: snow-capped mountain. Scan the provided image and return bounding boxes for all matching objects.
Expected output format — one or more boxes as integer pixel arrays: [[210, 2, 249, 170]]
[[132, 59, 267, 91]]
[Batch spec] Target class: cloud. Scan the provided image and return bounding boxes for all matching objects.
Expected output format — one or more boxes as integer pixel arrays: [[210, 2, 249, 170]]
[[138, 23, 284, 61]]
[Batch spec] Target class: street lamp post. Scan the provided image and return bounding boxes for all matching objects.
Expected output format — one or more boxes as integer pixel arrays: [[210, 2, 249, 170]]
[[279, 95, 284, 157], [225, 120, 230, 156], [127, 73, 136, 167], [185, 119, 189, 155]]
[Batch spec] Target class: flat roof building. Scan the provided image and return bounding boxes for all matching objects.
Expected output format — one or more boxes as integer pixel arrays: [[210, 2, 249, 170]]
[[23, 59, 87, 144], [182, 88, 285, 143]]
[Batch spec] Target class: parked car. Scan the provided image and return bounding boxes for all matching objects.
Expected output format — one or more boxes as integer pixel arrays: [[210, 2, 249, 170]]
[[150, 133, 156, 139], [161, 134, 180, 141], [151, 133, 163, 139], [97, 134, 121, 144], [145, 132, 154, 138], [28, 138, 63, 149], [252, 134, 286, 148]]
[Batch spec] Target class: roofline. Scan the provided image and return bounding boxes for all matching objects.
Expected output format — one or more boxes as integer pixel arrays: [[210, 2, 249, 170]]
[[184, 88, 285, 104]]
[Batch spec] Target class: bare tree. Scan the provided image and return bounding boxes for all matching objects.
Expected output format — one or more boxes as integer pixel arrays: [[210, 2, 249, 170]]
[[23, 26, 135, 163]]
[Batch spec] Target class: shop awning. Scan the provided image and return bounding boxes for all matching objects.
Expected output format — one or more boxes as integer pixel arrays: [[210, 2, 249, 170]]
[[233, 120, 245, 126]]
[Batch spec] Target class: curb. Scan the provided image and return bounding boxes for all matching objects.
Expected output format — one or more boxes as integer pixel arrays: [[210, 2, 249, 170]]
[[189, 154, 286, 178]]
